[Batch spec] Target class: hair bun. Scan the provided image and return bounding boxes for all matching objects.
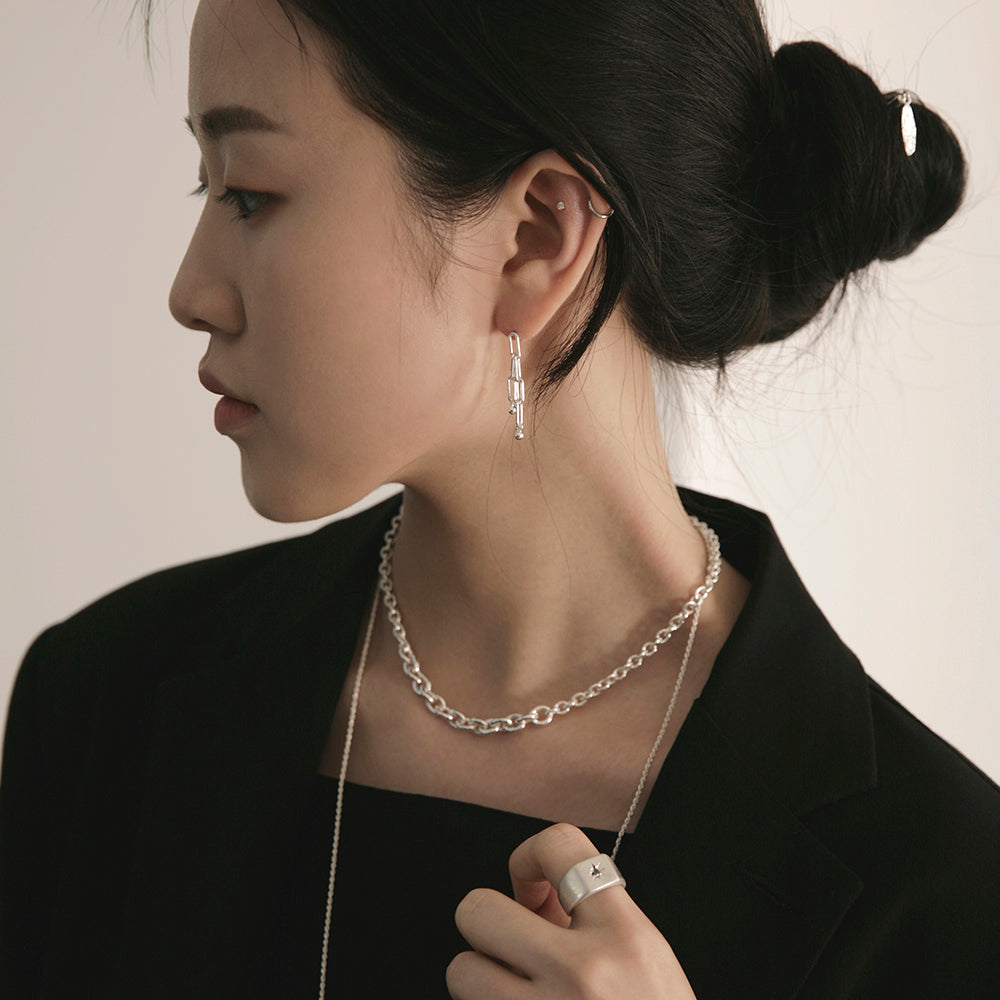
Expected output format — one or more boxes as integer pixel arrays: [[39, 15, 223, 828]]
[[758, 40, 967, 341]]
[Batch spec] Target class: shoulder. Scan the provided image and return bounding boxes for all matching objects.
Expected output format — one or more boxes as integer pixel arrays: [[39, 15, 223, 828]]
[[856, 675, 1000, 864], [796, 679, 1000, 996], [1, 497, 398, 992], [813, 672, 1000, 878], [43, 497, 392, 643], [6, 495, 399, 745], [869, 676, 999, 811], [684, 488, 1000, 988]]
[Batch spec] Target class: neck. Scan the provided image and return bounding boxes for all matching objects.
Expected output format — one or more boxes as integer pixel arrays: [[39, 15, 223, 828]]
[[384, 318, 738, 708]]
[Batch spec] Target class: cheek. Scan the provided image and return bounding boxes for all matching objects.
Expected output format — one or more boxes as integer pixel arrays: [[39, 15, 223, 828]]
[[244, 205, 467, 467]]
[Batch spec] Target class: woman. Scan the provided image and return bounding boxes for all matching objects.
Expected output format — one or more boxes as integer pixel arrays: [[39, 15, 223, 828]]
[[1, 0, 997, 997]]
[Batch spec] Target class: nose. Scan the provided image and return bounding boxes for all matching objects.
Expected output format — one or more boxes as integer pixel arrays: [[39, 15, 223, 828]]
[[168, 212, 245, 335]]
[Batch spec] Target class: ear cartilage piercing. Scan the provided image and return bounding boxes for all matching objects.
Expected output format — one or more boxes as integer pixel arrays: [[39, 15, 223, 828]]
[[507, 331, 525, 441], [556, 201, 566, 211], [587, 198, 614, 219]]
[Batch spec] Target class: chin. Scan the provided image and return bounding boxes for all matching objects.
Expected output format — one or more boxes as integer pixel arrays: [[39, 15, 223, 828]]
[[240, 461, 379, 524]]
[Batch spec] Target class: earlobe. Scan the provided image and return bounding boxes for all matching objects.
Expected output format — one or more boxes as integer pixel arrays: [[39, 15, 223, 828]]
[[493, 152, 611, 350]]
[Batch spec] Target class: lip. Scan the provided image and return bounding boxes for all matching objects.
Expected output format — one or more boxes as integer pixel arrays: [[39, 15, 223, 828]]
[[198, 367, 260, 434], [199, 367, 246, 401], [213, 395, 260, 434]]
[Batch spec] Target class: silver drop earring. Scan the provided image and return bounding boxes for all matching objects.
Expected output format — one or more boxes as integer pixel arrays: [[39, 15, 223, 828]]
[[507, 331, 525, 441]]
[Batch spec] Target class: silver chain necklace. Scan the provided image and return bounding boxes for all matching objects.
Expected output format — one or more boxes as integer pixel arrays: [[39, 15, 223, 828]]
[[378, 510, 721, 734], [318, 512, 721, 997]]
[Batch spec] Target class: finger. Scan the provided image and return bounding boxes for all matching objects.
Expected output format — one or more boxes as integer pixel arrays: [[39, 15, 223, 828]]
[[508, 823, 631, 928], [532, 883, 572, 928], [508, 823, 595, 908], [446, 949, 534, 1000], [506, 872, 571, 928], [454, 886, 559, 973]]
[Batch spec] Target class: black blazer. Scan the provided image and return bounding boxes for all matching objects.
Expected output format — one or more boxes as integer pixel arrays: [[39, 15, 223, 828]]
[[2, 490, 998, 999]]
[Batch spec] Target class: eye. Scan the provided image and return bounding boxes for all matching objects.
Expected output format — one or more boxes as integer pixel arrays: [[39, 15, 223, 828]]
[[189, 182, 271, 222], [218, 187, 271, 222]]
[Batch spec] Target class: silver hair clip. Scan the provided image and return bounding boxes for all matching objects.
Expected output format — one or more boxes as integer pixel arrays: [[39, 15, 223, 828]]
[[890, 90, 920, 157]]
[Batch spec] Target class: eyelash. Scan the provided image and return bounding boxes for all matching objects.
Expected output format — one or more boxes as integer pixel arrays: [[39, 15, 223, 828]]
[[189, 182, 270, 222]]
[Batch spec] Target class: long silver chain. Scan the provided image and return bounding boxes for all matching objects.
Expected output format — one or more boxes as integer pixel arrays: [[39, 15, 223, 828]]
[[318, 514, 720, 997], [609, 600, 701, 861], [378, 511, 721, 734], [318, 591, 378, 1000]]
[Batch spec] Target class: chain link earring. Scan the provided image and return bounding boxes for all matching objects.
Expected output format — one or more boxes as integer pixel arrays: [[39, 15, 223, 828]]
[[507, 331, 525, 441]]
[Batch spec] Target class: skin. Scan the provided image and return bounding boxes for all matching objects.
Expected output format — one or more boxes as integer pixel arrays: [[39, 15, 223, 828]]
[[172, 0, 750, 995]]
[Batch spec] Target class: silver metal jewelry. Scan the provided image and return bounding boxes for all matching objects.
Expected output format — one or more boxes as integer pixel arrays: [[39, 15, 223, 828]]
[[318, 520, 711, 989], [318, 591, 379, 1000], [379, 511, 720, 735], [890, 90, 919, 157], [507, 331, 525, 441], [587, 198, 614, 219], [556, 201, 566, 211], [557, 854, 627, 914], [610, 600, 701, 860]]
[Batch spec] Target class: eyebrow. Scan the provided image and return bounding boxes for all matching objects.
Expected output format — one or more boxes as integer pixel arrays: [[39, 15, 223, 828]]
[[184, 105, 286, 142]]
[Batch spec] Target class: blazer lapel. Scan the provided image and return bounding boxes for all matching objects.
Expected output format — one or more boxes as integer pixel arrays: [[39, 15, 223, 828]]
[[624, 703, 864, 1000], [107, 499, 397, 998], [622, 490, 878, 1000]]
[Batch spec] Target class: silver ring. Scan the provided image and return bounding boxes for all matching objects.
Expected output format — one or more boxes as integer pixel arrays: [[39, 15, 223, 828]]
[[587, 198, 614, 220], [557, 854, 626, 914]]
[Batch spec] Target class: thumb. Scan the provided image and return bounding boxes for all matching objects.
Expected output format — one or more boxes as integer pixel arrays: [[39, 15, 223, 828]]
[[509, 824, 600, 928]]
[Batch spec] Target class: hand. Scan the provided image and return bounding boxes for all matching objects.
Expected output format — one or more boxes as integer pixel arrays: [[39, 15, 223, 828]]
[[447, 822, 697, 999]]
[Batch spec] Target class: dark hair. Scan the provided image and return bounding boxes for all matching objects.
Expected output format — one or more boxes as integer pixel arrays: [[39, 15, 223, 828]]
[[138, 0, 967, 390]]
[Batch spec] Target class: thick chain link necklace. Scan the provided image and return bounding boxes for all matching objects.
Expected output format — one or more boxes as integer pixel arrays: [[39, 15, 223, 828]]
[[377, 510, 721, 735], [318, 510, 721, 996]]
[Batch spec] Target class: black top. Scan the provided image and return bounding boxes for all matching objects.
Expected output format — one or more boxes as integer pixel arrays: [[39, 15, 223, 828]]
[[2, 489, 999, 999], [266, 778, 620, 998]]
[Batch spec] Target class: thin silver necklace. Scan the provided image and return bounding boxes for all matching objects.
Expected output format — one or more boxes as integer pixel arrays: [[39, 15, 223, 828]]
[[318, 590, 378, 1000], [318, 517, 719, 998]]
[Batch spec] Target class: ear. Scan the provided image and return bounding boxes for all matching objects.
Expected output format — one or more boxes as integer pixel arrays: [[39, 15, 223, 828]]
[[490, 151, 613, 356]]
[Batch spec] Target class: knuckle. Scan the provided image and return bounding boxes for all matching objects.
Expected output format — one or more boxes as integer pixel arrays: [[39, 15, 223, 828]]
[[546, 821, 589, 851], [558, 925, 668, 999], [569, 947, 622, 999], [615, 932, 652, 968]]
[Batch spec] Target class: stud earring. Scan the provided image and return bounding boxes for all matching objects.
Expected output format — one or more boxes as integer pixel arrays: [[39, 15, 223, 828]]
[[507, 331, 525, 441], [556, 201, 566, 211]]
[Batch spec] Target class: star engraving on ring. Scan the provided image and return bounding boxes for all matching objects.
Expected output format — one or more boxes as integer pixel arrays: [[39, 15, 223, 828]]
[[590, 863, 604, 879]]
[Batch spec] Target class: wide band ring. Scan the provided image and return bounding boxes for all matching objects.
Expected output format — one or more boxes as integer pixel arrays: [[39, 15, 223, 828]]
[[557, 854, 626, 915]]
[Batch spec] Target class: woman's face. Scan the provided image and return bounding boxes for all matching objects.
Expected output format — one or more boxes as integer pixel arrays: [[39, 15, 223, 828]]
[[170, 0, 504, 521]]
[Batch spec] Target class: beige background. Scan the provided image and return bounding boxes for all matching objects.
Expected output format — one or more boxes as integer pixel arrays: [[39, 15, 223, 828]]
[[2, 0, 998, 778]]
